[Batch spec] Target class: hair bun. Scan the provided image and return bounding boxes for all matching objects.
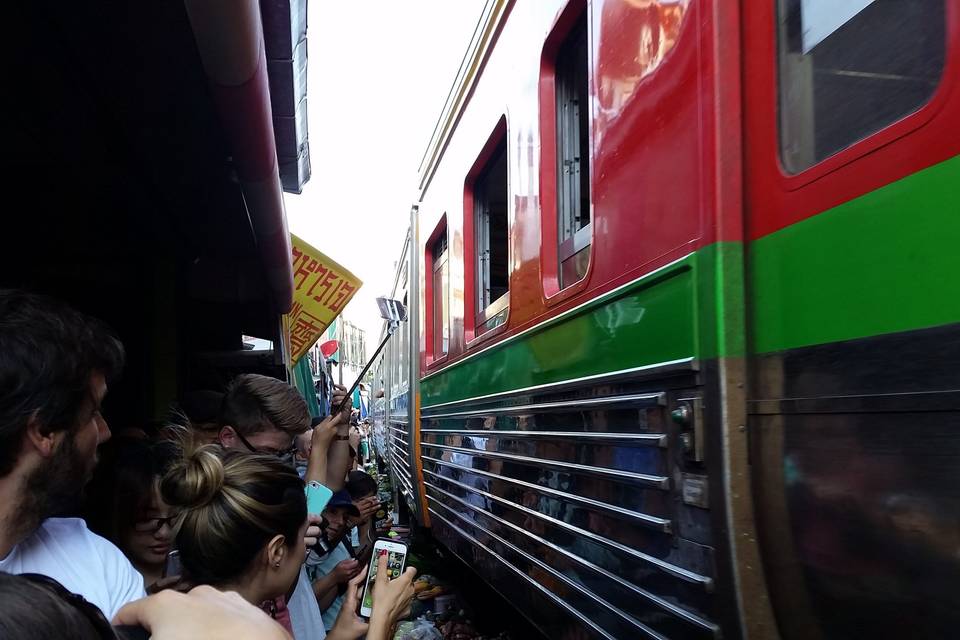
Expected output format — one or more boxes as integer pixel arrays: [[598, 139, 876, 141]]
[[161, 445, 225, 509]]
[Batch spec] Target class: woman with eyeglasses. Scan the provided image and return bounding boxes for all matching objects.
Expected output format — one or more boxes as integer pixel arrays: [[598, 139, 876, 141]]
[[84, 438, 179, 590]]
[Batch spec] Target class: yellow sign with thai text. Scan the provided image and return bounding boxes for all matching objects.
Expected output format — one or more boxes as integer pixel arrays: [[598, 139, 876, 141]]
[[285, 235, 362, 365]]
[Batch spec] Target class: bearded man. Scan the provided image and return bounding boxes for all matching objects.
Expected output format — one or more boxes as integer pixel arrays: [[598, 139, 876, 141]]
[[0, 290, 145, 618]]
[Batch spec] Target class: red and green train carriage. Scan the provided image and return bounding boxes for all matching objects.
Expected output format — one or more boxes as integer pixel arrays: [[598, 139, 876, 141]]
[[372, 1, 960, 638]]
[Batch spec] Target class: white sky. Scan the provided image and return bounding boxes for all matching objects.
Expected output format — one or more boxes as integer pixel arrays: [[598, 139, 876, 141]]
[[284, 0, 487, 349]]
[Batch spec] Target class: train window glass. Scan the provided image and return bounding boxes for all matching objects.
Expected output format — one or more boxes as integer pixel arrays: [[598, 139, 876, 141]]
[[402, 290, 409, 388], [474, 137, 509, 333], [397, 305, 405, 389], [555, 10, 591, 287], [387, 335, 394, 397], [390, 322, 403, 400], [777, 0, 945, 173], [401, 329, 407, 389], [430, 230, 449, 358]]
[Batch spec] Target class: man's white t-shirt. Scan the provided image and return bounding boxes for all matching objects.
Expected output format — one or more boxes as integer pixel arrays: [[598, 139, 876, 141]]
[[0, 517, 146, 620]]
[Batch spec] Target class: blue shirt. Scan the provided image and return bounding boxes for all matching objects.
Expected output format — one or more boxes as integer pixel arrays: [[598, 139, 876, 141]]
[[316, 541, 352, 630]]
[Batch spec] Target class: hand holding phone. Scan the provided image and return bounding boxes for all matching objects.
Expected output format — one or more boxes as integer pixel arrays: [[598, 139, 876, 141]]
[[303, 513, 323, 548], [330, 569, 370, 638], [366, 551, 417, 635], [332, 384, 353, 420], [332, 558, 362, 584], [358, 539, 413, 619], [355, 496, 380, 522]]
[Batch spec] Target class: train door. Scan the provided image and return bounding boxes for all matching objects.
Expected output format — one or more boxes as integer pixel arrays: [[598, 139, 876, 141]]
[[743, 1, 960, 638]]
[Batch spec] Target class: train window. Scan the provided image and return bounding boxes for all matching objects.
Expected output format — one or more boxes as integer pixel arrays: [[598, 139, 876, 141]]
[[473, 137, 509, 332], [400, 314, 407, 389], [777, 0, 946, 173], [555, 9, 591, 287], [402, 290, 410, 387], [430, 227, 449, 358]]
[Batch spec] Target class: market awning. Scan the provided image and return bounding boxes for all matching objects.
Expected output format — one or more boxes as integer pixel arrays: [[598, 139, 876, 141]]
[[184, 0, 314, 312]]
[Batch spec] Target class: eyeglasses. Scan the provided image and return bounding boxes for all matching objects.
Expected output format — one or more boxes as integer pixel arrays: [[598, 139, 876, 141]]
[[133, 514, 179, 534], [20, 573, 117, 639], [234, 429, 298, 463]]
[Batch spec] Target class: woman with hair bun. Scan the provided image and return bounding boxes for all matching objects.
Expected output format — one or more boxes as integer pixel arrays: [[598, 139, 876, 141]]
[[162, 445, 307, 602], [162, 445, 414, 640]]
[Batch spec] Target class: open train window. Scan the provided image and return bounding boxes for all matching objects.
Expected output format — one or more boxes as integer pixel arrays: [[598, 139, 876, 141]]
[[399, 289, 409, 388], [555, 9, 591, 287], [427, 222, 449, 360], [777, 0, 946, 173], [473, 137, 509, 333]]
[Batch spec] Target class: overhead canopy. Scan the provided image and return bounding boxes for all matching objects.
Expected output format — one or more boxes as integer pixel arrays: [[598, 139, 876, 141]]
[[5, 0, 313, 418], [261, 0, 312, 194]]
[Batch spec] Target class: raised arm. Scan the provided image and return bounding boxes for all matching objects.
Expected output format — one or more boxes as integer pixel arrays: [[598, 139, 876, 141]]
[[321, 385, 354, 491]]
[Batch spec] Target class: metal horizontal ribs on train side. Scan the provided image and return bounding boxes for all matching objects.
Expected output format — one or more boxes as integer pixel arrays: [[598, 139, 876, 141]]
[[419, 362, 723, 640], [387, 394, 417, 502]]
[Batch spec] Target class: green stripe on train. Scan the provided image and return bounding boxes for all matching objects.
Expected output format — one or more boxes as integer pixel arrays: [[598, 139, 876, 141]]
[[421, 155, 959, 406], [421, 244, 742, 407], [750, 154, 960, 354]]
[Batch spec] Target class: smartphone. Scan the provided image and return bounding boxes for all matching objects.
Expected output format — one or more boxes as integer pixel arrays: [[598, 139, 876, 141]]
[[306, 482, 332, 516], [162, 549, 181, 579], [358, 539, 408, 618]]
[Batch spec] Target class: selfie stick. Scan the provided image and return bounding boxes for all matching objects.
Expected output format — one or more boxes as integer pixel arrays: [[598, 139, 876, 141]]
[[333, 298, 406, 416]]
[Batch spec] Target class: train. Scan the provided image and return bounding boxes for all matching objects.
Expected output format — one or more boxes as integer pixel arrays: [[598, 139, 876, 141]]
[[371, 1, 960, 638]]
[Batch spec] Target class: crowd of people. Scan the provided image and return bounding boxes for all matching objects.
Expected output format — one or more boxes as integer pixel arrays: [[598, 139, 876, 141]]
[[0, 289, 413, 639]]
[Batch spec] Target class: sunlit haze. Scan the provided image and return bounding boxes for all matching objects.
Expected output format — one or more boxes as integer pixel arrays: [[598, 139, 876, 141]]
[[284, 1, 487, 346]]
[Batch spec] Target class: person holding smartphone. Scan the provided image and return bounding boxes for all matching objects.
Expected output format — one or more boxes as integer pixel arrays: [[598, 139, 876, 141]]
[[307, 491, 363, 630], [309, 472, 379, 631], [160, 444, 410, 640], [358, 540, 409, 619], [83, 438, 180, 591], [326, 551, 417, 640], [344, 471, 380, 562], [211, 373, 352, 640]]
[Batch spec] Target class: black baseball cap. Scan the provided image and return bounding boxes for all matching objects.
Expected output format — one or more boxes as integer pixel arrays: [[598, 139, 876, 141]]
[[326, 490, 360, 517]]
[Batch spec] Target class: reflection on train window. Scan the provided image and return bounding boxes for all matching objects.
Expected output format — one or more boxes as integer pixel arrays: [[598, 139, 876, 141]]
[[400, 287, 409, 388], [430, 227, 449, 358], [777, 0, 945, 173], [555, 8, 591, 287], [402, 291, 409, 390], [473, 137, 509, 333]]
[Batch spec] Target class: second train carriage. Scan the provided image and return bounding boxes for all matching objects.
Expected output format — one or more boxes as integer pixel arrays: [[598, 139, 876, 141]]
[[371, 222, 430, 523], [372, 1, 960, 638]]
